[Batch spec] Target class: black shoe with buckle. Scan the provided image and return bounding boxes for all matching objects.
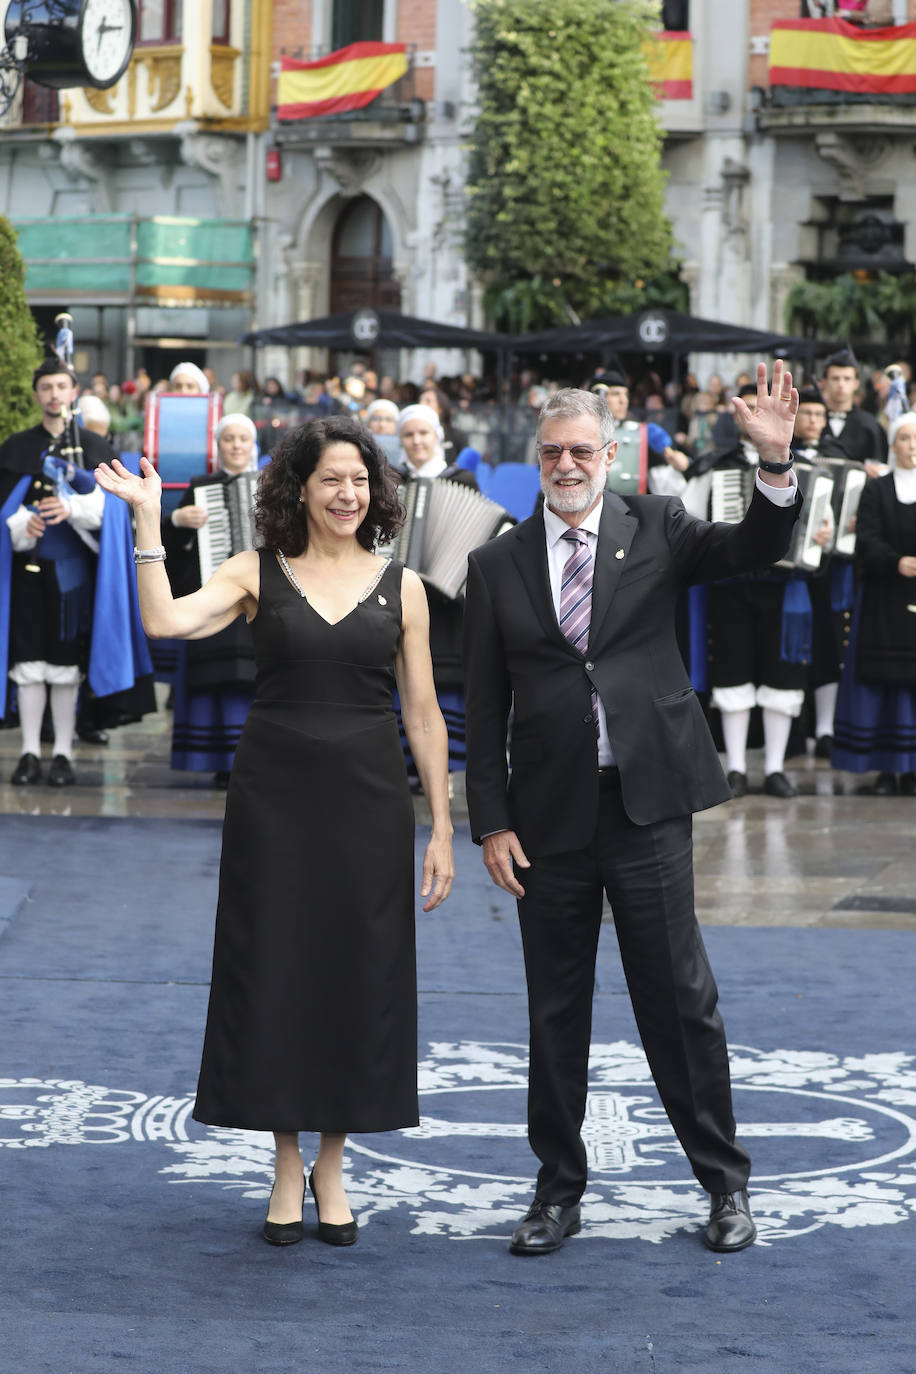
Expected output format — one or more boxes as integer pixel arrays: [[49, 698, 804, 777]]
[[509, 1199, 581, 1255], [10, 753, 41, 785], [47, 754, 76, 787], [705, 1189, 756, 1253]]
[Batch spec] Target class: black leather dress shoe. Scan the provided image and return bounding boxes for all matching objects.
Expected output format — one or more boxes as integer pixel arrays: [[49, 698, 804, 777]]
[[872, 771, 897, 796], [764, 771, 797, 798], [814, 734, 833, 759], [705, 1189, 756, 1253], [10, 753, 41, 785], [47, 755, 76, 787], [726, 770, 747, 798], [900, 772, 916, 797], [509, 1199, 581, 1255]]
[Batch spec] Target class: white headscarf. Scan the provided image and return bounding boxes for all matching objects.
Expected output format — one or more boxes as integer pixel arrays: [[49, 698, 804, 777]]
[[365, 399, 400, 425], [887, 410, 916, 500], [215, 412, 259, 472], [397, 403, 444, 444], [169, 361, 210, 394], [397, 403, 447, 476]]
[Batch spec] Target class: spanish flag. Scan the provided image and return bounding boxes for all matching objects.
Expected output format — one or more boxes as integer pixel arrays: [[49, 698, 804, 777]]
[[277, 42, 408, 121], [645, 31, 693, 100], [770, 18, 916, 96]]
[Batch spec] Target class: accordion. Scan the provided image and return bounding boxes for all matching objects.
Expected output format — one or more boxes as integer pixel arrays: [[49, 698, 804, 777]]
[[709, 462, 835, 573], [822, 457, 867, 560], [605, 422, 648, 496], [194, 472, 262, 584], [393, 477, 512, 600]]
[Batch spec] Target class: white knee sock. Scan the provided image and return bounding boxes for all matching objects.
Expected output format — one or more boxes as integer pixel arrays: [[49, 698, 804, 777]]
[[17, 682, 47, 758], [720, 708, 751, 774], [49, 682, 79, 759], [814, 682, 838, 740], [763, 708, 793, 776]]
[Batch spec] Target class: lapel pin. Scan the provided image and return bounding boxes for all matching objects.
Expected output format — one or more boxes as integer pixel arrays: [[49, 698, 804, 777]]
[[615, 548, 625, 560], [378, 594, 387, 605]]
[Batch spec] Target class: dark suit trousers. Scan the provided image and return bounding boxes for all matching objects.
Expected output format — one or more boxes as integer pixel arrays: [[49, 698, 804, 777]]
[[517, 770, 750, 1205]]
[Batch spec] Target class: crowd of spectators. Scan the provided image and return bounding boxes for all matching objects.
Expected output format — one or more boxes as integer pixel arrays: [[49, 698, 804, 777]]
[[85, 353, 916, 471]]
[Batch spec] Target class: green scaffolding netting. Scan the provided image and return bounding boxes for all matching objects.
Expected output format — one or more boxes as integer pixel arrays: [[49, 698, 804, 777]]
[[13, 216, 255, 295]]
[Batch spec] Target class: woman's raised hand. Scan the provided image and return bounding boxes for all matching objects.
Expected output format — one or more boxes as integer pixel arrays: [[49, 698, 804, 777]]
[[95, 456, 162, 510]]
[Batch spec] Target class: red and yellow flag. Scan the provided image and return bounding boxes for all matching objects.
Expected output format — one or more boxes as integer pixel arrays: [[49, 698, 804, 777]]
[[278, 42, 408, 121], [645, 31, 693, 100], [770, 19, 916, 95]]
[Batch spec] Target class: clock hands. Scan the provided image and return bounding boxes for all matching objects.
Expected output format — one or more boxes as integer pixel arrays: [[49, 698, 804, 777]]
[[96, 19, 124, 55]]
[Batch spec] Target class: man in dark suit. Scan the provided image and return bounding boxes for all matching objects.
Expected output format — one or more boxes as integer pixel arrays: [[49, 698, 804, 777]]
[[463, 363, 802, 1256], [819, 345, 887, 470]]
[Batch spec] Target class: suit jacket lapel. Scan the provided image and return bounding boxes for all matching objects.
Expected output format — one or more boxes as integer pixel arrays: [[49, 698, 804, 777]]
[[509, 508, 575, 649], [590, 494, 638, 650]]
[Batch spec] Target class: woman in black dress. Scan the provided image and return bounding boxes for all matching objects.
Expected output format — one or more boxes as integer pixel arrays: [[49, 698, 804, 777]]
[[96, 417, 454, 1248]]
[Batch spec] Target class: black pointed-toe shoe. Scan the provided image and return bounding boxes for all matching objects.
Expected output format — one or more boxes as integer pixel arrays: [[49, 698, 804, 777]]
[[509, 1199, 581, 1255], [705, 1189, 757, 1253], [262, 1175, 306, 1246], [763, 771, 797, 798], [47, 754, 76, 787], [10, 753, 41, 785], [726, 770, 748, 798], [309, 1170, 358, 1246]]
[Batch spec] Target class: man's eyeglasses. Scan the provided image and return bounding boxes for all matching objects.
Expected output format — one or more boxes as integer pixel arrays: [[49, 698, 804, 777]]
[[537, 443, 609, 464]]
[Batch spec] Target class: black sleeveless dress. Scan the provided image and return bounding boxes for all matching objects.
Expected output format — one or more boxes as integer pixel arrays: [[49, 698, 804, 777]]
[[193, 550, 418, 1133]]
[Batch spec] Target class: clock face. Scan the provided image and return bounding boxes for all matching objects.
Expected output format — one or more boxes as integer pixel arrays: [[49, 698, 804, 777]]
[[79, 0, 135, 87]]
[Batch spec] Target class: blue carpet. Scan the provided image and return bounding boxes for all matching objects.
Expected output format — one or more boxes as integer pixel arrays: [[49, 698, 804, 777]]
[[1, 816, 915, 1373]]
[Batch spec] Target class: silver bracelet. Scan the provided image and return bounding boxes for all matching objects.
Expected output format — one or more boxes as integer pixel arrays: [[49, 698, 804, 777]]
[[134, 545, 167, 564]]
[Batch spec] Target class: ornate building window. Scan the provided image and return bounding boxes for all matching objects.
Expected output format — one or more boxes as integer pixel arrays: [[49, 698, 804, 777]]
[[138, 0, 183, 44]]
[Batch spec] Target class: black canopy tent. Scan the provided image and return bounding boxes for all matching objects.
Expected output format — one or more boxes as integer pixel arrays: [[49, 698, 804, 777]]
[[240, 307, 816, 460], [240, 309, 510, 354], [509, 307, 815, 361]]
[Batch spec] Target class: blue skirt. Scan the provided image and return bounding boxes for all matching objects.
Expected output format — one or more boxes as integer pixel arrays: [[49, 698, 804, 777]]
[[831, 596, 916, 774]]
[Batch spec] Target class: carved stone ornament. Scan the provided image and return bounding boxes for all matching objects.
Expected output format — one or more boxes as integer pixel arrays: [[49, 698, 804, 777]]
[[82, 86, 115, 115], [815, 132, 893, 201], [210, 46, 239, 109], [313, 146, 381, 197], [144, 53, 182, 113]]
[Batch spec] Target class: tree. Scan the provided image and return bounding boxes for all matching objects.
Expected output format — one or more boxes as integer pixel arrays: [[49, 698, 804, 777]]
[[466, 0, 676, 331], [0, 215, 43, 442]]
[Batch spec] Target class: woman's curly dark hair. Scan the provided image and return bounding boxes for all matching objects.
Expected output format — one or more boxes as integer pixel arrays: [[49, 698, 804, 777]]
[[255, 416, 404, 556]]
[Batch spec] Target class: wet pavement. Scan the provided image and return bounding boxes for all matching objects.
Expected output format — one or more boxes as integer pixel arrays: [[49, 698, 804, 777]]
[[1, 688, 913, 931]]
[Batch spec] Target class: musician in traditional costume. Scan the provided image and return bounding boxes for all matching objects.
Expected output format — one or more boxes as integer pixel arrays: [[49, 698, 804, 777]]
[[589, 361, 688, 499], [790, 383, 866, 757], [819, 345, 887, 470], [831, 411, 916, 796], [394, 404, 479, 782], [0, 359, 152, 785], [674, 385, 811, 797], [163, 413, 264, 784]]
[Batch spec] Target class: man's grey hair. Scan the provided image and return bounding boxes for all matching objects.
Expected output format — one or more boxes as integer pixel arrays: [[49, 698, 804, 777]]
[[536, 388, 616, 449]]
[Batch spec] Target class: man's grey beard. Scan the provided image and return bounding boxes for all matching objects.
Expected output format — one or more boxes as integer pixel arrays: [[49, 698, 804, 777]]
[[541, 466, 606, 514]]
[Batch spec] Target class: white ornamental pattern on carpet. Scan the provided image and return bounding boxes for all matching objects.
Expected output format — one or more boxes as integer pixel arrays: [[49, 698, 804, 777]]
[[3, 1042, 916, 1245]]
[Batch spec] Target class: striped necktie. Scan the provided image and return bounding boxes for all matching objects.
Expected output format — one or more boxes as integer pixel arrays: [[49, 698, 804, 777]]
[[559, 528, 599, 735]]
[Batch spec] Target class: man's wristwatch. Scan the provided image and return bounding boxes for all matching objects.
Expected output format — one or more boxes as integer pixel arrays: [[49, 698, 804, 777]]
[[757, 455, 795, 475]]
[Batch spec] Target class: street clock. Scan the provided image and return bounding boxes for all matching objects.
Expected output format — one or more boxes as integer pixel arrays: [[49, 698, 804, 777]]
[[4, 0, 137, 91]]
